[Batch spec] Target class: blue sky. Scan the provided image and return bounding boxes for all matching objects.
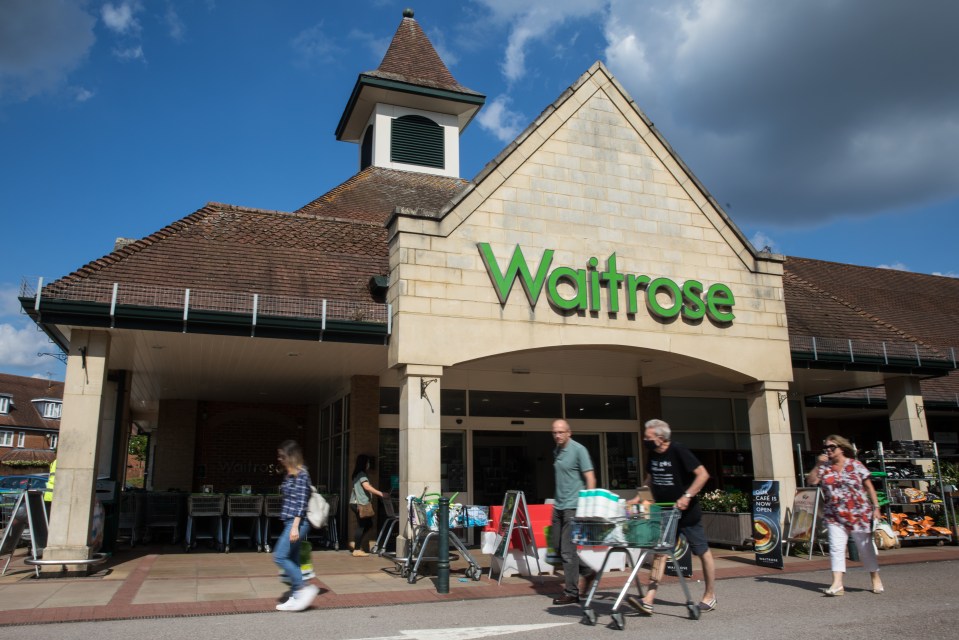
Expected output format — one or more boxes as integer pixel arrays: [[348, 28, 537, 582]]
[[2, 0, 958, 381]]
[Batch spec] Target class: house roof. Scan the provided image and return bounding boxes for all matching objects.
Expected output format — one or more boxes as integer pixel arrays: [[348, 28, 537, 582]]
[[296, 166, 468, 223], [784, 257, 959, 355], [0, 373, 62, 432], [42, 200, 391, 304]]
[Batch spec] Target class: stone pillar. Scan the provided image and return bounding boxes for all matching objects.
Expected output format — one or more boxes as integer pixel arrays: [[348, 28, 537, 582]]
[[43, 330, 111, 573], [885, 376, 929, 441], [746, 381, 797, 517], [636, 377, 662, 423], [396, 364, 442, 553]]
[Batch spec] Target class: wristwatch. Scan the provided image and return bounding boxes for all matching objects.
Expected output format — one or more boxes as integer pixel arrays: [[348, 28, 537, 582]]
[[683, 492, 693, 499]]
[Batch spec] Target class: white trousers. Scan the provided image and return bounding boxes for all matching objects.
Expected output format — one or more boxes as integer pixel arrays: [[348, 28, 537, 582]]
[[827, 522, 879, 573]]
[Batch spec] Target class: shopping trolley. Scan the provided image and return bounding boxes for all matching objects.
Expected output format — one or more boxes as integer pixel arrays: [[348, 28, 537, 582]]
[[261, 494, 284, 553], [371, 493, 400, 556], [224, 494, 263, 552], [574, 506, 700, 629], [117, 492, 145, 546], [142, 492, 186, 544], [398, 494, 484, 584], [185, 493, 225, 552]]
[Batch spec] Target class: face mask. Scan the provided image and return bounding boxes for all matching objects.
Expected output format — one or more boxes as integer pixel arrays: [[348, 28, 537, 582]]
[[643, 439, 659, 451]]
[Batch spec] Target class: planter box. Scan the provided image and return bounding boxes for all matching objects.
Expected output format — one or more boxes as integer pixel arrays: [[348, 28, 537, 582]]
[[702, 512, 752, 549]]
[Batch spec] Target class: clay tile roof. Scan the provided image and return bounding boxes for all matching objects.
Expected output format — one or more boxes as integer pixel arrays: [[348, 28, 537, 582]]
[[0, 373, 62, 431], [44, 202, 390, 304], [1, 448, 57, 464], [784, 256, 959, 352], [366, 14, 481, 96], [295, 166, 468, 223]]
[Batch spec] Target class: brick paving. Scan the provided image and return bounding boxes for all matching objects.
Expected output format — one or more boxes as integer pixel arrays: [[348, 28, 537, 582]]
[[1, 542, 957, 626]]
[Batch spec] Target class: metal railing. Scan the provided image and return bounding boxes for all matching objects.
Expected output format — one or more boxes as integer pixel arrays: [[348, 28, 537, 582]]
[[789, 335, 956, 369], [20, 277, 390, 327]]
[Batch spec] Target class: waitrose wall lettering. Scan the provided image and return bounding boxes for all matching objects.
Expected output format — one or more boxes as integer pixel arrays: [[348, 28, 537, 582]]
[[478, 243, 735, 323]]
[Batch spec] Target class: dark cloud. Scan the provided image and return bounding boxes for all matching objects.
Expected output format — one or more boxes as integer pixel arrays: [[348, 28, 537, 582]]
[[604, 0, 959, 224], [0, 0, 96, 102]]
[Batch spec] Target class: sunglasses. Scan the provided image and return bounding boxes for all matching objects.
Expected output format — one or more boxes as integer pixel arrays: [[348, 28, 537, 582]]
[[822, 444, 839, 452]]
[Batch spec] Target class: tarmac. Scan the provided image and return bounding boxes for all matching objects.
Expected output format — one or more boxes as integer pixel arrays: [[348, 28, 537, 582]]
[[1, 539, 958, 626]]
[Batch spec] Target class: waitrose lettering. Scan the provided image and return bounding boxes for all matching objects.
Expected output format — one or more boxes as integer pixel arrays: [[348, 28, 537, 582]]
[[478, 243, 735, 323]]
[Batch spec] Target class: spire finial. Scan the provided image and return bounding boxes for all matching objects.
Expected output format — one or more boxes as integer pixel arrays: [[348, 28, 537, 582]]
[[403, 8, 414, 18]]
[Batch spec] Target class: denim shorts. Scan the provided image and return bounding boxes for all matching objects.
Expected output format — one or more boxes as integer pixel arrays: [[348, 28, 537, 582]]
[[679, 520, 709, 556]]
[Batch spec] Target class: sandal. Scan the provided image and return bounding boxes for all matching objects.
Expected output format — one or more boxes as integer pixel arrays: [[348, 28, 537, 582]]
[[627, 596, 654, 616]]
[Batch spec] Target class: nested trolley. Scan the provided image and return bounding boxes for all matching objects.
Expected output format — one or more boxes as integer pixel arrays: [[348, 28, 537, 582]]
[[185, 493, 225, 552], [573, 506, 700, 629], [394, 495, 486, 583], [225, 494, 263, 552], [261, 494, 284, 553]]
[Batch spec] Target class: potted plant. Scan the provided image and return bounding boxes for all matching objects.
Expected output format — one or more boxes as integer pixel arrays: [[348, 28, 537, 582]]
[[699, 489, 752, 549]]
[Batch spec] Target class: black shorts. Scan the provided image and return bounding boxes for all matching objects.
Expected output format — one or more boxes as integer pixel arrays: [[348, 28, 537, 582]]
[[679, 519, 709, 556]]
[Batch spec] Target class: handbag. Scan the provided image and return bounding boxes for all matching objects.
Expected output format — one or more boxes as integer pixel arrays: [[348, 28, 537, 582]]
[[357, 501, 375, 518]]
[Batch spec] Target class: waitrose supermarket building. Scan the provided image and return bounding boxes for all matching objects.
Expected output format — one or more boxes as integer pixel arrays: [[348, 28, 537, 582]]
[[21, 11, 959, 566]]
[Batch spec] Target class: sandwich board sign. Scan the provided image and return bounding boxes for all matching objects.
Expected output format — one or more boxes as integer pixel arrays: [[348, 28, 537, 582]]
[[784, 487, 822, 559], [490, 490, 541, 584], [1, 490, 49, 576]]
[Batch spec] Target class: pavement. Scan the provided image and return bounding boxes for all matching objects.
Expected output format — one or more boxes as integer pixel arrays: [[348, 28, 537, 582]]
[[1, 539, 958, 626]]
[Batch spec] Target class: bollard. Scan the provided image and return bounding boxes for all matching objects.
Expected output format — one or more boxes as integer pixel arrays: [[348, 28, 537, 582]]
[[437, 497, 450, 594]]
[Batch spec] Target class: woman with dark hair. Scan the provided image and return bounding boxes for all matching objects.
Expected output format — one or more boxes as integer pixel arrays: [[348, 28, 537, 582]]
[[806, 434, 884, 596], [273, 440, 319, 611], [349, 454, 386, 557]]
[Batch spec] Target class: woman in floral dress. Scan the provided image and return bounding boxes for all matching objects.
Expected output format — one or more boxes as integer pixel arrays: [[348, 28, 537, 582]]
[[806, 434, 884, 596]]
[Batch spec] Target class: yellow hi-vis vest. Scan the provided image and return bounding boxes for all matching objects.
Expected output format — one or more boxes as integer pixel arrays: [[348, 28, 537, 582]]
[[44, 459, 56, 502]]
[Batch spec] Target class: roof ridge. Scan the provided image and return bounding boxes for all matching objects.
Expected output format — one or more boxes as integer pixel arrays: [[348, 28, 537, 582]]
[[784, 271, 938, 351]]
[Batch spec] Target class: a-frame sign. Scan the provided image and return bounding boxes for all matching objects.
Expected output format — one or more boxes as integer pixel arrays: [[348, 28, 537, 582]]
[[489, 490, 542, 584]]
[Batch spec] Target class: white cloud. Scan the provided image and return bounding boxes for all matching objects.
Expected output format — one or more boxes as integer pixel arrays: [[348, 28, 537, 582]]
[[932, 271, 959, 279], [348, 29, 390, 63], [101, 2, 142, 35], [477, 0, 607, 83], [113, 45, 145, 62], [292, 23, 337, 67], [0, 321, 53, 368], [877, 262, 910, 272], [165, 4, 185, 41], [74, 86, 95, 102], [476, 95, 526, 143], [0, 0, 96, 102]]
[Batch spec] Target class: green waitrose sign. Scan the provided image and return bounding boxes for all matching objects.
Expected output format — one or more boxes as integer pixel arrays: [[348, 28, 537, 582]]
[[478, 243, 735, 323]]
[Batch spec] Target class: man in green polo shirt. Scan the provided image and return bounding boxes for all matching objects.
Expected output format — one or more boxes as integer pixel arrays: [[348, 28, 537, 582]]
[[550, 419, 596, 606]]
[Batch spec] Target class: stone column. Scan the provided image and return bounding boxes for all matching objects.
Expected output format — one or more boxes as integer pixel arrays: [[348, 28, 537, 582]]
[[396, 364, 443, 554], [746, 381, 797, 516], [885, 376, 929, 441], [43, 330, 111, 573]]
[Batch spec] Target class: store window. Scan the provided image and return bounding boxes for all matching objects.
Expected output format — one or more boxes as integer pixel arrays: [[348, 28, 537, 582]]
[[441, 431, 466, 493], [469, 390, 562, 418], [565, 394, 636, 420], [605, 432, 639, 491]]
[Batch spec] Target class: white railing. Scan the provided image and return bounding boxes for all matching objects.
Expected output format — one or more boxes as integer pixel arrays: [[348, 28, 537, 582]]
[[20, 277, 389, 326], [789, 335, 956, 368]]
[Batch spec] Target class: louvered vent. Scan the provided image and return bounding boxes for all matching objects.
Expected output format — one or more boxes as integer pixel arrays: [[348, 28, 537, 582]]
[[390, 115, 444, 169]]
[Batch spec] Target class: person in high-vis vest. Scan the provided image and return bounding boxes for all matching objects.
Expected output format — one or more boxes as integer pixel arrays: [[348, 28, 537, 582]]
[[44, 459, 57, 503]]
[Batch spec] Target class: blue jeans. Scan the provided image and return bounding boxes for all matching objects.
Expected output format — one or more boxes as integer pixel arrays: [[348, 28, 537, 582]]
[[273, 519, 310, 592]]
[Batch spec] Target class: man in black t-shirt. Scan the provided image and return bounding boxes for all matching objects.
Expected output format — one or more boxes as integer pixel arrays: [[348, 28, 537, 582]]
[[627, 419, 717, 615]]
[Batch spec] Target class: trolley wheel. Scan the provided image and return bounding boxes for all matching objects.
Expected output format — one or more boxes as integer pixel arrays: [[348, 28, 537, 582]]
[[687, 604, 701, 620], [467, 566, 482, 581], [582, 608, 597, 626], [610, 612, 625, 630], [224, 545, 230, 553], [185, 544, 192, 553], [264, 544, 271, 553]]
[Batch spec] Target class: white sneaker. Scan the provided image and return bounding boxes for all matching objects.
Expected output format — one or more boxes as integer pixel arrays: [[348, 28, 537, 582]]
[[275, 596, 299, 611], [289, 584, 319, 611]]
